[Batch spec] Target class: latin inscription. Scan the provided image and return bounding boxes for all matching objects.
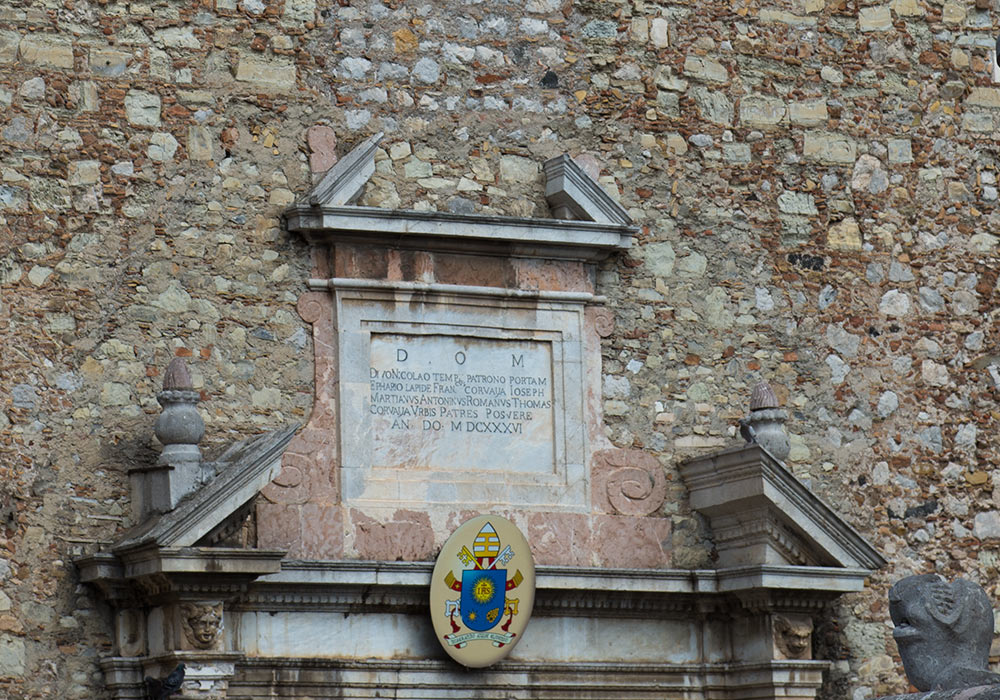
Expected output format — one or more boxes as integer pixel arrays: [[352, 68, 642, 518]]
[[367, 334, 555, 472]]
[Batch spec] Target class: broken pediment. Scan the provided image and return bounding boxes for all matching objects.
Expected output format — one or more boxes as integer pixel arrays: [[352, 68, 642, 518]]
[[679, 444, 886, 574], [117, 424, 298, 551], [285, 134, 636, 260], [542, 153, 633, 225]]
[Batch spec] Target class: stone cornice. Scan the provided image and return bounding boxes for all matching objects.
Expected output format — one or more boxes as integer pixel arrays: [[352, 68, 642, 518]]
[[235, 656, 829, 675], [310, 277, 603, 304], [78, 546, 285, 603], [260, 559, 873, 592], [227, 559, 870, 616], [284, 204, 635, 261]]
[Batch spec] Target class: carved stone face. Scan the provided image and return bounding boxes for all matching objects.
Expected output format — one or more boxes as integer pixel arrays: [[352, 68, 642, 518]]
[[773, 615, 813, 660], [180, 603, 223, 649]]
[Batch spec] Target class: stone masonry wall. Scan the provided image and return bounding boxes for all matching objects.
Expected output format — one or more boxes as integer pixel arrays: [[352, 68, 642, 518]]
[[3, 0, 1000, 696]]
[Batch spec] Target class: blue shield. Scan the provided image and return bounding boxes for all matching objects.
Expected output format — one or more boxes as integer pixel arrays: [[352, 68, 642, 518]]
[[461, 569, 506, 631]]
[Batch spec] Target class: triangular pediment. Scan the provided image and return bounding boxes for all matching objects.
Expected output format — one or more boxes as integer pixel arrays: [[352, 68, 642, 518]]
[[114, 424, 298, 552]]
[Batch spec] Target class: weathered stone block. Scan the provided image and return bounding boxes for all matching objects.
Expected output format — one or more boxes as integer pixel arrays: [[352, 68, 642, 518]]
[[30, 177, 70, 211], [154, 27, 200, 48], [852, 154, 888, 194], [177, 89, 214, 105], [68, 160, 100, 185], [891, 0, 926, 15], [966, 88, 1000, 108], [306, 125, 337, 172], [941, 1, 966, 23], [89, 48, 130, 77], [683, 55, 728, 83], [887, 139, 913, 164], [656, 90, 680, 117], [124, 90, 161, 127], [629, 17, 648, 42], [740, 95, 786, 127], [19, 77, 44, 100], [691, 87, 732, 125], [640, 241, 675, 276], [70, 80, 99, 112], [147, 133, 178, 162], [777, 191, 817, 215], [499, 155, 539, 183], [803, 131, 857, 164], [285, 0, 316, 22], [19, 35, 73, 68], [828, 218, 862, 250], [187, 126, 214, 161], [859, 5, 892, 30], [723, 142, 751, 163], [789, 100, 827, 126], [234, 55, 297, 92], [0, 31, 19, 63], [962, 112, 994, 131], [759, 9, 817, 24], [0, 636, 24, 675], [880, 289, 911, 316], [650, 18, 669, 48]]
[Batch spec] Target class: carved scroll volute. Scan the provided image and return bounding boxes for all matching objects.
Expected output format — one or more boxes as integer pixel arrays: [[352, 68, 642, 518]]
[[591, 448, 667, 516], [587, 306, 614, 338], [261, 292, 339, 505]]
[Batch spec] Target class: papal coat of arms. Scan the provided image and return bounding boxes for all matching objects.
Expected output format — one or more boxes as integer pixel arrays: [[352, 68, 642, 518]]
[[429, 515, 535, 667]]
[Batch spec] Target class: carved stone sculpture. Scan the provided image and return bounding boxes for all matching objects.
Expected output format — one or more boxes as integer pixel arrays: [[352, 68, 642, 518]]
[[773, 614, 813, 660], [179, 602, 223, 650], [889, 574, 1000, 691]]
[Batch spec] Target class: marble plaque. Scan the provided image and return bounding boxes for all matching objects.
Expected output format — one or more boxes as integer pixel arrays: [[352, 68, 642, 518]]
[[369, 334, 555, 473], [335, 281, 590, 510]]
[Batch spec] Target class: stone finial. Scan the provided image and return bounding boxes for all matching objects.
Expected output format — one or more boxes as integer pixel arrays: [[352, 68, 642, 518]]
[[162, 357, 194, 390], [131, 358, 207, 521], [749, 381, 780, 410], [741, 380, 790, 462], [889, 574, 1000, 692], [154, 358, 204, 455]]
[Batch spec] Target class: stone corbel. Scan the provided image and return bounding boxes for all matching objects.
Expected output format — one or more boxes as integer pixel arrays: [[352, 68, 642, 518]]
[[100, 651, 245, 700]]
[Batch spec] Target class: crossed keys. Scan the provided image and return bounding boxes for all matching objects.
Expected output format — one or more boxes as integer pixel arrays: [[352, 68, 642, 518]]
[[458, 544, 514, 569], [444, 598, 519, 617]]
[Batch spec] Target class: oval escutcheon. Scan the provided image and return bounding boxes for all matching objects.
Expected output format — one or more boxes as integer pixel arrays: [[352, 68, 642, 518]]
[[429, 515, 536, 667]]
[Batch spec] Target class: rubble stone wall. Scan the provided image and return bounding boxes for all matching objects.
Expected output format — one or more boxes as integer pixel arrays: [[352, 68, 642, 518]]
[[3, 0, 999, 696]]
